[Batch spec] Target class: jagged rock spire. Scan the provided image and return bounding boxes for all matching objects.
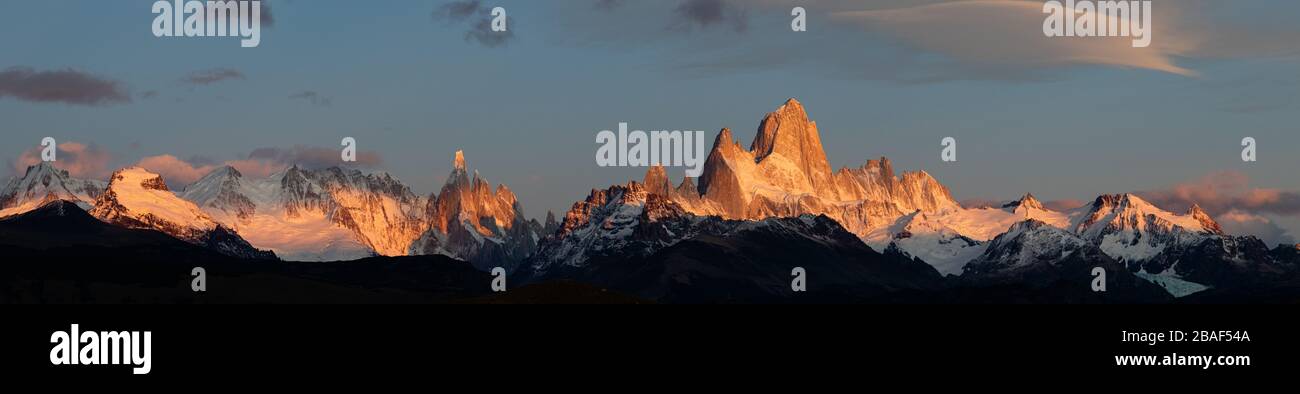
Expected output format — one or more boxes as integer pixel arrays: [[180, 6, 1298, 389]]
[[749, 98, 834, 193], [454, 150, 466, 171]]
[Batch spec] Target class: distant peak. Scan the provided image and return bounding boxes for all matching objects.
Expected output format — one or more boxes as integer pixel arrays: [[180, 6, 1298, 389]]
[[212, 165, 241, 178], [103, 167, 169, 192], [1019, 193, 1044, 210], [23, 162, 64, 177], [643, 165, 671, 196], [1093, 193, 1147, 208], [1188, 203, 1208, 216], [454, 150, 466, 171]]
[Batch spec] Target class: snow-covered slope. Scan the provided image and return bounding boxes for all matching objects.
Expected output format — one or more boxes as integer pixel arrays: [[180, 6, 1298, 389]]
[[1071, 193, 1224, 263], [180, 166, 374, 261], [862, 194, 1081, 275], [0, 163, 105, 218], [178, 151, 540, 266], [91, 167, 272, 259], [966, 220, 1095, 273]]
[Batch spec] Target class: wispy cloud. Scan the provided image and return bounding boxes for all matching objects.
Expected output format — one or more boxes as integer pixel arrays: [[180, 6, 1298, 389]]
[[829, 0, 1195, 77], [671, 0, 748, 32], [0, 67, 130, 106], [135, 145, 385, 189], [433, 0, 515, 48], [552, 0, 1300, 82], [288, 91, 332, 107], [182, 68, 246, 85]]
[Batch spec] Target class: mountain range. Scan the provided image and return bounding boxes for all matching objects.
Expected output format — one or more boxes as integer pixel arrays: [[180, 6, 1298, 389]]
[[3, 98, 1298, 303]]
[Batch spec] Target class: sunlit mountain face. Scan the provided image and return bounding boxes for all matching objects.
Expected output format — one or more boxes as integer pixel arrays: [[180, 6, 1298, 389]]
[[3, 98, 1298, 303]]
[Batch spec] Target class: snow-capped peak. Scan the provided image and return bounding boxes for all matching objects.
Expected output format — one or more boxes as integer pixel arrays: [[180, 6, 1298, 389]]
[[92, 167, 219, 232], [0, 162, 106, 219], [1076, 193, 1222, 237], [1187, 203, 1223, 234], [1003, 193, 1045, 211]]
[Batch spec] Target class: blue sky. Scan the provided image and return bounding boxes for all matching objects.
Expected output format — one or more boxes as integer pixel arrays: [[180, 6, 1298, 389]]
[[2, 0, 1298, 243]]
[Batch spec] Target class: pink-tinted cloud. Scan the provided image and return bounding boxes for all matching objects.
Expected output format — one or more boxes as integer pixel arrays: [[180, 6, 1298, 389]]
[[225, 158, 286, 179], [1137, 171, 1300, 217], [11, 141, 114, 180], [1136, 171, 1300, 244], [131, 146, 386, 189], [135, 155, 218, 188]]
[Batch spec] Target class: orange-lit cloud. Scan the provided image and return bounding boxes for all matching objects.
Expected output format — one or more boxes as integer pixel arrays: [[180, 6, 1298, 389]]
[[11, 141, 114, 180]]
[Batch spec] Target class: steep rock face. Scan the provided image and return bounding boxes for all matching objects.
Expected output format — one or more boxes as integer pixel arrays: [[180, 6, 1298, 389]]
[[697, 128, 751, 216], [297, 167, 425, 256], [0, 163, 106, 218], [274, 166, 426, 258], [91, 167, 273, 260], [410, 151, 538, 271], [749, 98, 837, 198], [692, 100, 959, 239]]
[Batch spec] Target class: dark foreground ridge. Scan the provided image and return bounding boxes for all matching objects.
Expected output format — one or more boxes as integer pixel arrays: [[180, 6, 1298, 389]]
[[5, 200, 1298, 304]]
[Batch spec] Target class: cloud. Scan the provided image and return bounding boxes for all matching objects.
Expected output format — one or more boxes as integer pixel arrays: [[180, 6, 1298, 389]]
[[255, 0, 275, 27], [672, 0, 748, 32], [207, 1, 275, 27], [246, 145, 383, 170], [0, 67, 130, 106], [135, 155, 218, 188], [1137, 171, 1300, 217], [1216, 210, 1296, 247], [1043, 199, 1086, 211], [830, 0, 1195, 77], [288, 91, 332, 107], [433, 1, 515, 48], [182, 68, 246, 85], [593, 0, 624, 11], [132, 145, 385, 189], [1136, 171, 1300, 243], [551, 0, 1300, 82], [10, 141, 114, 180]]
